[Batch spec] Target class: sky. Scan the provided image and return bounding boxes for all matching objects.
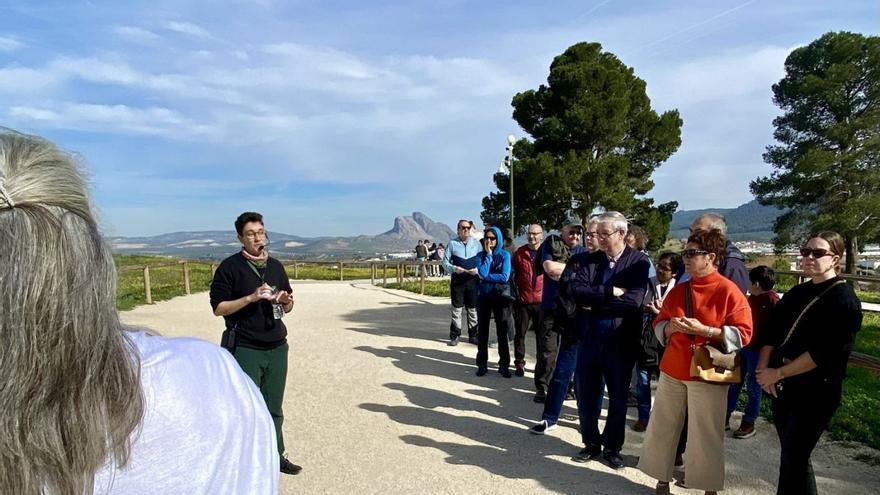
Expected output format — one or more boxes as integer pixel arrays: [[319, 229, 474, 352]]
[[0, 0, 877, 237]]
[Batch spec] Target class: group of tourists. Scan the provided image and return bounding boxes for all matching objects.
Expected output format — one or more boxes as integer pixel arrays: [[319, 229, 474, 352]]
[[414, 239, 446, 277], [0, 127, 865, 495], [442, 211, 863, 495]]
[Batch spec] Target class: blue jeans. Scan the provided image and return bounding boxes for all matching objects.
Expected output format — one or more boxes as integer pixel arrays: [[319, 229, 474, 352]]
[[575, 320, 635, 452], [541, 335, 582, 424], [727, 347, 761, 423], [635, 365, 652, 422]]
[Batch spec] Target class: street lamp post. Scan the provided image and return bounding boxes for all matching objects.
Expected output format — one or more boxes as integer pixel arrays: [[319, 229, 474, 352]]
[[498, 134, 516, 237]]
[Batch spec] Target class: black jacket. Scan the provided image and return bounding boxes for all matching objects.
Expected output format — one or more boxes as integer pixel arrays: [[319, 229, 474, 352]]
[[561, 246, 650, 358]]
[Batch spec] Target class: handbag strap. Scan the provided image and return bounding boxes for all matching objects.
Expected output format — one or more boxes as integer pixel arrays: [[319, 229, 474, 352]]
[[779, 279, 846, 347], [682, 281, 698, 348]]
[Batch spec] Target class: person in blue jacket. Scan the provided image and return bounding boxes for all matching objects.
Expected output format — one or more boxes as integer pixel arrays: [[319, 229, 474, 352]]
[[475, 226, 513, 377]]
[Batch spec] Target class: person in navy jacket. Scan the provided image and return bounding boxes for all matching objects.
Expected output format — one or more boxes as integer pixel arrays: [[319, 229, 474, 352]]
[[475, 226, 513, 377], [562, 211, 650, 470]]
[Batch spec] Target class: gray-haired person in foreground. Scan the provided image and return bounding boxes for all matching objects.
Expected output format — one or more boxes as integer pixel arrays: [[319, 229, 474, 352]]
[[0, 129, 278, 494]]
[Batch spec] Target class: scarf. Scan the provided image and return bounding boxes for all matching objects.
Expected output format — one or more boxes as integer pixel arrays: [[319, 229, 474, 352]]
[[241, 248, 268, 268]]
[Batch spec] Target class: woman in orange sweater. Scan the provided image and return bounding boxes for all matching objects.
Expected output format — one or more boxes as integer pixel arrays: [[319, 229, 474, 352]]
[[638, 229, 752, 495]]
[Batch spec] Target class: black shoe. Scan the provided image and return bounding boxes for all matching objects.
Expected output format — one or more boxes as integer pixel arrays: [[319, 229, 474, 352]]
[[533, 391, 546, 403], [515, 364, 525, 377], [499, 368, 512, 378], [280, 457, 302, 475], [573, 444, 602, 463], [603, 451, 625, 470], [476, 366, 488, 377], [447, 337, 459, 346], [468, 336, 478, 345]]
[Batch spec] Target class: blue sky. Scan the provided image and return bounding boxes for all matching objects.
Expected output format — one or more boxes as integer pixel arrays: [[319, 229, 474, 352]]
[[1, 0, 877, 237]]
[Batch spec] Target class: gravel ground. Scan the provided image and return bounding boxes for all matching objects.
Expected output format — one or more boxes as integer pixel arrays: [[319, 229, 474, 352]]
[[120, 280, 880, 495]]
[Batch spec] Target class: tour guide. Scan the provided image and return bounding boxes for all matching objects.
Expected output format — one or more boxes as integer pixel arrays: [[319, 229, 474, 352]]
[[210, 211, 301, 476]]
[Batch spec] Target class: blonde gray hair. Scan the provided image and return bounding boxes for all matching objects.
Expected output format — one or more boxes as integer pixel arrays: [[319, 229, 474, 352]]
[[595, 211, 628, 235], [0, 130, 144, 494]]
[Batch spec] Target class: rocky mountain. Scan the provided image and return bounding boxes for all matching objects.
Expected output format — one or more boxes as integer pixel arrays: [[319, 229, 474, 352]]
[[670, 200, 785, 241], [111, 212, 455, 259]]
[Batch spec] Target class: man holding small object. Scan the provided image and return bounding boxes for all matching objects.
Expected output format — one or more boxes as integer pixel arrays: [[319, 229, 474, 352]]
[[210, 211, 301, 476]]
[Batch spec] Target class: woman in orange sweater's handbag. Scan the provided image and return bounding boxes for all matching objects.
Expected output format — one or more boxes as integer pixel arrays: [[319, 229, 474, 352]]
[[638, 229, 753, 495]]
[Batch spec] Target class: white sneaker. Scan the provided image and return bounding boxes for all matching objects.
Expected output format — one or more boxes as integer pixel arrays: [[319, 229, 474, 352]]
[[529, 420, 557, 435]]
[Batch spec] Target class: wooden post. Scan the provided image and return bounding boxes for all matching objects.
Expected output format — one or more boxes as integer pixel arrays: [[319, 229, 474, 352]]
[[339, 262, 344, 281], [370, 263, 375, 285], [420, 262, 426, 294], [293, 261, 298, 279], [383, 264, 388, 287], [182, 261, 191, 294], [143, 266, 152, 305]]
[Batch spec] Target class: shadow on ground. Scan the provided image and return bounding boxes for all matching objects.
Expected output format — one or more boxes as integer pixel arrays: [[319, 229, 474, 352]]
[[340, 287, 875, 495]]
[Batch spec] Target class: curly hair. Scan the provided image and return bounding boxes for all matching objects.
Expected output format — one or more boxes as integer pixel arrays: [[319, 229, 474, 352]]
[[686, 228, 727, 266]]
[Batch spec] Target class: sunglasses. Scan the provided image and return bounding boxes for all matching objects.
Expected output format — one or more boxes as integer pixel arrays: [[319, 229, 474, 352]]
[[485, 236, 497, 241], [799, 247, 834, 259], [681, 248, 709, 258]]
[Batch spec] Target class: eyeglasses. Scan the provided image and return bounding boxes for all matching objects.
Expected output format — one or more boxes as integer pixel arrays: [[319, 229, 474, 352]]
[[527, 231, 542, 236], [800, 247, 833, 259], [243, 230, 266, 240], [682, 248, 709, 258], [566, 230, 583, 237], [596, 230, 619, 240], [458, 225, 471, 230]]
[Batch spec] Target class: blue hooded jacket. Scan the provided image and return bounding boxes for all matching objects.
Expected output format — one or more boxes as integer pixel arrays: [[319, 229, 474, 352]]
[[477, 226, 512, 298]]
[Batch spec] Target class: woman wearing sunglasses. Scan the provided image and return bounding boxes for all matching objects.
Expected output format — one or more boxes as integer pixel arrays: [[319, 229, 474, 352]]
[[639, 228, 752, 495], [475, 226, 513, 377], [755, 231, 862, 495]]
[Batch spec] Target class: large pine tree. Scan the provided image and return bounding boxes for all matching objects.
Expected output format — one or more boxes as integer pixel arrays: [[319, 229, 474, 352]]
[[751, 31, 880, 273], [481, 42, 681, 250]]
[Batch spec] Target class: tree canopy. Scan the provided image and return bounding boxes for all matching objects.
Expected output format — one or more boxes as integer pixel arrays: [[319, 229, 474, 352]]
[[750, 31, 880, 272], [481, 42, 682, 251]]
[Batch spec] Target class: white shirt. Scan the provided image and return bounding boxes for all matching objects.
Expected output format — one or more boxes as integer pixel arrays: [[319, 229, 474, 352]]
[[93, 331, 279, 494]]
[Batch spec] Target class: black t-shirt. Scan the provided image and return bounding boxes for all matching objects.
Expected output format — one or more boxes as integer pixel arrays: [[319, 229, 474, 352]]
[[210, 253, 293, 350], [762, 276, 862, 385]]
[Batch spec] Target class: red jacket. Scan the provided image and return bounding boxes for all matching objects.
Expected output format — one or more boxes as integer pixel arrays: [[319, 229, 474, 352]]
[[513, 245, 543, 304]]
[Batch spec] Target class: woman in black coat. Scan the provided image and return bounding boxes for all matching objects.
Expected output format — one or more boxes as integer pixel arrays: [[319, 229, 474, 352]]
[[756, 231, 863, 495]]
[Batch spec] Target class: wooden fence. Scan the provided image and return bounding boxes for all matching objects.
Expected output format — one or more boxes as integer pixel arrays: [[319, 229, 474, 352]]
[[119, 259, 446, 305], [119, 261, 880, 373]]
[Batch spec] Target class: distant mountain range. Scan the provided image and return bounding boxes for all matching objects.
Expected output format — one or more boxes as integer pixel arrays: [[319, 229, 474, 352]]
[[111, 212, 455, 259], [670, 200, 784, 241], [112, 202, 785, 259]]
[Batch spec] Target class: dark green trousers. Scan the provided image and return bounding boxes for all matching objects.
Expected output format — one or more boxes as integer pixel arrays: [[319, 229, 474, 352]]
[[233, 343, 289, 455]]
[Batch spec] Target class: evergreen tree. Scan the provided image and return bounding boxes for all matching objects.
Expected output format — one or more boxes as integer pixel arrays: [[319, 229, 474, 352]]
[[481, 42, 681, 249], [751, 31, 880, 273]]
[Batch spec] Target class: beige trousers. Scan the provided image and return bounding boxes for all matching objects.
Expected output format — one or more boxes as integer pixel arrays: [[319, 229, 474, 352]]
[[638, 372, 729, 491]]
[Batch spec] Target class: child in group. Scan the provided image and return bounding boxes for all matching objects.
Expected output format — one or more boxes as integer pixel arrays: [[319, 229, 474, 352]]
[[727, 265, 779, 438]]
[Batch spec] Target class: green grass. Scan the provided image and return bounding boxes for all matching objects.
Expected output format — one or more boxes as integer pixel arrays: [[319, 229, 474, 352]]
[[384, 280, 451, 297], [115, 255, 213, 311], [284, 263, 400, 281]]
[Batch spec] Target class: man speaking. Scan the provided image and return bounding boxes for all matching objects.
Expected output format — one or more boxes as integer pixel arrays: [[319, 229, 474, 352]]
[[210, 211, 301, 476]]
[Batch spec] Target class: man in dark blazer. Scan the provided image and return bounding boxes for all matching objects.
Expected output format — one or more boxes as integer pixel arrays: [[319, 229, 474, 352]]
[[562, 211, 650, 470]]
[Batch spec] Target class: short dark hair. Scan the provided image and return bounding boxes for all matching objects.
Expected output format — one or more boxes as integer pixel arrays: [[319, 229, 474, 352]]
[[657, 251, 681, 272], [686, 228, 726, 267], [749, 265, 776, 290], [235, 212, 263, 236]]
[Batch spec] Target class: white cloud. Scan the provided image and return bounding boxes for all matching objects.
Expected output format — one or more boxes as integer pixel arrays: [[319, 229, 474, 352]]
[[645, 45, 792, 108], [9, 103, 220, 140], [111, 26, 161, 44], [163, 21, 212, 39], [0, 36, 22, 52]]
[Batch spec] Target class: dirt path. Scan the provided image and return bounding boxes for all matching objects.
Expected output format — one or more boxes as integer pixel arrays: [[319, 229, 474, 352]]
[[121, 280, 880, 494]]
